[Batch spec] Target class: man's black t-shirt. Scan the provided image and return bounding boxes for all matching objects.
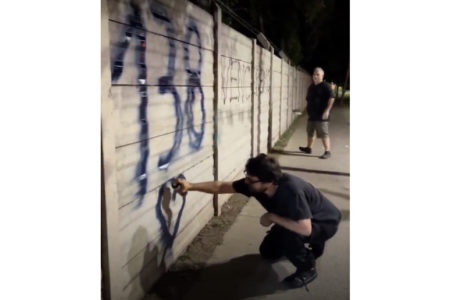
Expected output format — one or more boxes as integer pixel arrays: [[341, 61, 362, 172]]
[[232, 173, 341, 224], [306, 81, 333, 121]]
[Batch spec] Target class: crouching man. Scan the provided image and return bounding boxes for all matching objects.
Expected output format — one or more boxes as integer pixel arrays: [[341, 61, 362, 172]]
[[174, 154, 341, 290]]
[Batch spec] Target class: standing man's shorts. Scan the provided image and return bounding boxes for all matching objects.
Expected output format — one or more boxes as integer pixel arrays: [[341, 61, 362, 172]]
[[307, 121, 329, 138]]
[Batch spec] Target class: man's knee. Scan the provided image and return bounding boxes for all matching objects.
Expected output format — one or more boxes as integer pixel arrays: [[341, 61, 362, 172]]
[[317, 122, 329, 138], [259, 243, 283, 260], [306, 122, 315, 137]]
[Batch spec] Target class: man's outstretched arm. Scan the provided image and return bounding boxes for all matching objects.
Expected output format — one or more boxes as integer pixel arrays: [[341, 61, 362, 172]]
[[174, 179, 236, 195]]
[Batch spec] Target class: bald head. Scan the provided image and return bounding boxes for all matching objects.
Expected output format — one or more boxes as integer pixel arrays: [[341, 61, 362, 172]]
[[312, 67, 325, 85]]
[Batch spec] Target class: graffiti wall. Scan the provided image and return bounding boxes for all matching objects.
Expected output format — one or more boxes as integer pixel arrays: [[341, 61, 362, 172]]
[[102, 1, 312, 299], [217, 23, 252, 193], [105, 0, 216, 299]]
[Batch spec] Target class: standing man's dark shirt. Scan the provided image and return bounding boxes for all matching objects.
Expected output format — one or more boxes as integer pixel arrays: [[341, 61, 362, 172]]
[[232, 173, 341, 224], [306, 82, 333, 121]]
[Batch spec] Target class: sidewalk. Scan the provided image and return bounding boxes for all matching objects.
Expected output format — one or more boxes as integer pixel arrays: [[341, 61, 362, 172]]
[[148, 105, 350, 300]]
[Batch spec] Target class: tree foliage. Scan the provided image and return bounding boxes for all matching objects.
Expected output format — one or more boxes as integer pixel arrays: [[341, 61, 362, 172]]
[[217, 0, 349, 83]]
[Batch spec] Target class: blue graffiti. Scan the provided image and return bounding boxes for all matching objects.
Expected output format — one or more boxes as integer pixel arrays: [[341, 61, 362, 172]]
[[110, 4, 208, 209], [184, 19, 206, 150], [155, 174, 187, 254], [110, 3, 150, 209], [133, 5, 149, 209], [111, 26, 131, 82], [151, 3, 185, 171]]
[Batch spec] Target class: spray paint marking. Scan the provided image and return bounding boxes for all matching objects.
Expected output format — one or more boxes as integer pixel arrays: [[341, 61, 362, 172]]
[[133, 5, 149, 209], [151, 3, 184, 170], [221, 56, 252, 104], [155, 174, 186, 255], [110, 3, 150, 209], [111, 27, 131, 82], [110, 5, 207, 208], [184, 18, 205, 150]]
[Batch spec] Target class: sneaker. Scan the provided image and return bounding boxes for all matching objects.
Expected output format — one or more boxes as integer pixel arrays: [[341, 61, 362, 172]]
[[319, 151, 331, 159], [299, 147, 312, 154], [282, 268, 318, 291]]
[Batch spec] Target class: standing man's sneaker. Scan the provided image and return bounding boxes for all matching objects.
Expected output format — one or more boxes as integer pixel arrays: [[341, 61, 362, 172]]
[[282, 268, 318, 291], [319, 151, 331, 159], [299, 147, 312, 154]]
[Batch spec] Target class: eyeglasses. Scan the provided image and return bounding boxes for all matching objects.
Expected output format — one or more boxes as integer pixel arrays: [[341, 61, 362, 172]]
[[244, 171, 261, 184]]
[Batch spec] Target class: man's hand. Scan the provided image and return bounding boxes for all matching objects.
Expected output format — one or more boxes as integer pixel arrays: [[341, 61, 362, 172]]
[[174, 179, 191, 195], [322, 111, 330, 120], [260, 213, 274, 227]]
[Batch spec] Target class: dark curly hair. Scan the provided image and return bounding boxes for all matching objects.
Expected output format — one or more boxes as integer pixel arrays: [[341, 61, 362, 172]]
[[245, 154, 283, 184]]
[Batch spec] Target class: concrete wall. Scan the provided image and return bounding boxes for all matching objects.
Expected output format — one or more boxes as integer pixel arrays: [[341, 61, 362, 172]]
[[271, 55, 282, 146], [216, 23, 253, 209], [101, 1, 312, 299]]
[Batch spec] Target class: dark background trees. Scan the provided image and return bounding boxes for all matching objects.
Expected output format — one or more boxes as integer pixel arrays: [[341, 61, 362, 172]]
[[195, 0, 349, 84]]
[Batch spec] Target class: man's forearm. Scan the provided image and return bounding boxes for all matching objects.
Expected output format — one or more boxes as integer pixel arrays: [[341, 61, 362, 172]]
[[189, 181, 222, 194], [269, 213, 312, 236], [187, 181, 236, 194], [325, 98, 335, 113], [176, 180, 234, 195]]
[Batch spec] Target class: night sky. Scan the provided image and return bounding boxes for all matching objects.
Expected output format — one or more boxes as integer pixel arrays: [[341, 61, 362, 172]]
[[194, 0, 349, 84]]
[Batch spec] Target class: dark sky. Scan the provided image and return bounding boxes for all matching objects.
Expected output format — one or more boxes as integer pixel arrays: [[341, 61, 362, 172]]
[[195, 0, 349, 84]]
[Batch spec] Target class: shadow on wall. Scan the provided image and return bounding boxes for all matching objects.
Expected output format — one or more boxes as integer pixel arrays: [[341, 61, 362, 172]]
[[149, 254, 288, 300], [126, 175, 189, 299], [125, 228, 177, 300], [126, 226, 161, 300]]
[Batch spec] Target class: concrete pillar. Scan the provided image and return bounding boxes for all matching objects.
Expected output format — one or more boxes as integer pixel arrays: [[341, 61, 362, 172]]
[[268, 47, 274, 151], [251, 39, 257, 157], [279, 59, 283, 137], [213, 3, 221, 216]]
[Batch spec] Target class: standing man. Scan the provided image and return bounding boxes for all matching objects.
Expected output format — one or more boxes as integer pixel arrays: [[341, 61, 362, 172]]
[[174, 154, 341, 290], [299, 67, 335, 159]]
